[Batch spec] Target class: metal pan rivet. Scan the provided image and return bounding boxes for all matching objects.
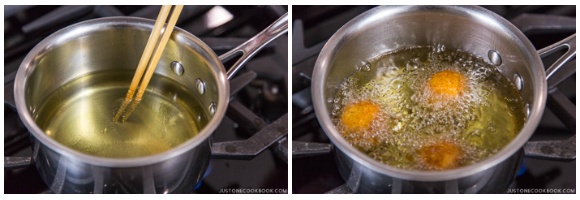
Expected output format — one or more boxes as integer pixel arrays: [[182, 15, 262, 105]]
[[209, 102, 216, 116], [488, 50, 502, 66], [513, 73, 523, 91], [525, 103, 530, 118], [170, 61, 184, 76], [196, 78, 205, 95]]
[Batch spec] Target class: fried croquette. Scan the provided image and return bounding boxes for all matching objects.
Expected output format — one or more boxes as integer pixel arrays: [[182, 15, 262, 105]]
[[419, 141, 462, 170], [428, 70, 466, 98], [340, 101, 380, 132]]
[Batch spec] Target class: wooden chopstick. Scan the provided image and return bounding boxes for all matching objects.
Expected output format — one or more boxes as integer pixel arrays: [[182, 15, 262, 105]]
[[113, 5, 183, 123], [113, 5, 171, 122]]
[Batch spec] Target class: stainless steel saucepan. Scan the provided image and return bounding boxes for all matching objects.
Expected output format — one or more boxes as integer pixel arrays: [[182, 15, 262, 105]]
[[12, 13, 287, 193], [312, 5, 575, 193]]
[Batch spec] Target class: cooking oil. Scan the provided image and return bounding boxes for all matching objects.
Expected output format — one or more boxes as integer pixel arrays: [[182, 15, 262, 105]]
[[35, 71, 210, 158], [332, 46, 526, 170]]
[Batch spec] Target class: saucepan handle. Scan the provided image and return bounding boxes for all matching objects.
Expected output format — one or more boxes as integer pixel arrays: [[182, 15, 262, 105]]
[[218, 12, 288, 80], [537, 34, 576, 90], [210, 13, 288, 161], [524, 34, 576, 161]]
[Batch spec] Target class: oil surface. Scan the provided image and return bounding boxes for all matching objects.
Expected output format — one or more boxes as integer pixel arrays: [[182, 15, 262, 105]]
[[332, 46, 527, 170], [35, 71, 209, 158]]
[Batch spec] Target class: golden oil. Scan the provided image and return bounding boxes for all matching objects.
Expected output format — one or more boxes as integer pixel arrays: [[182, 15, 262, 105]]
[[35, 71, 210, 158]]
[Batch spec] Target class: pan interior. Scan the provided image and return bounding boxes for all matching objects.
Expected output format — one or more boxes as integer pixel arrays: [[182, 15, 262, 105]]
[[34, 71, 210, 158], [330, 46, 527, 170]]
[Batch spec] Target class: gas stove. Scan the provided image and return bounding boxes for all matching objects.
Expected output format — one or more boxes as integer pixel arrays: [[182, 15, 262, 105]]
[[4, 5, 288, 194], [292, 5, 575, 194]]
